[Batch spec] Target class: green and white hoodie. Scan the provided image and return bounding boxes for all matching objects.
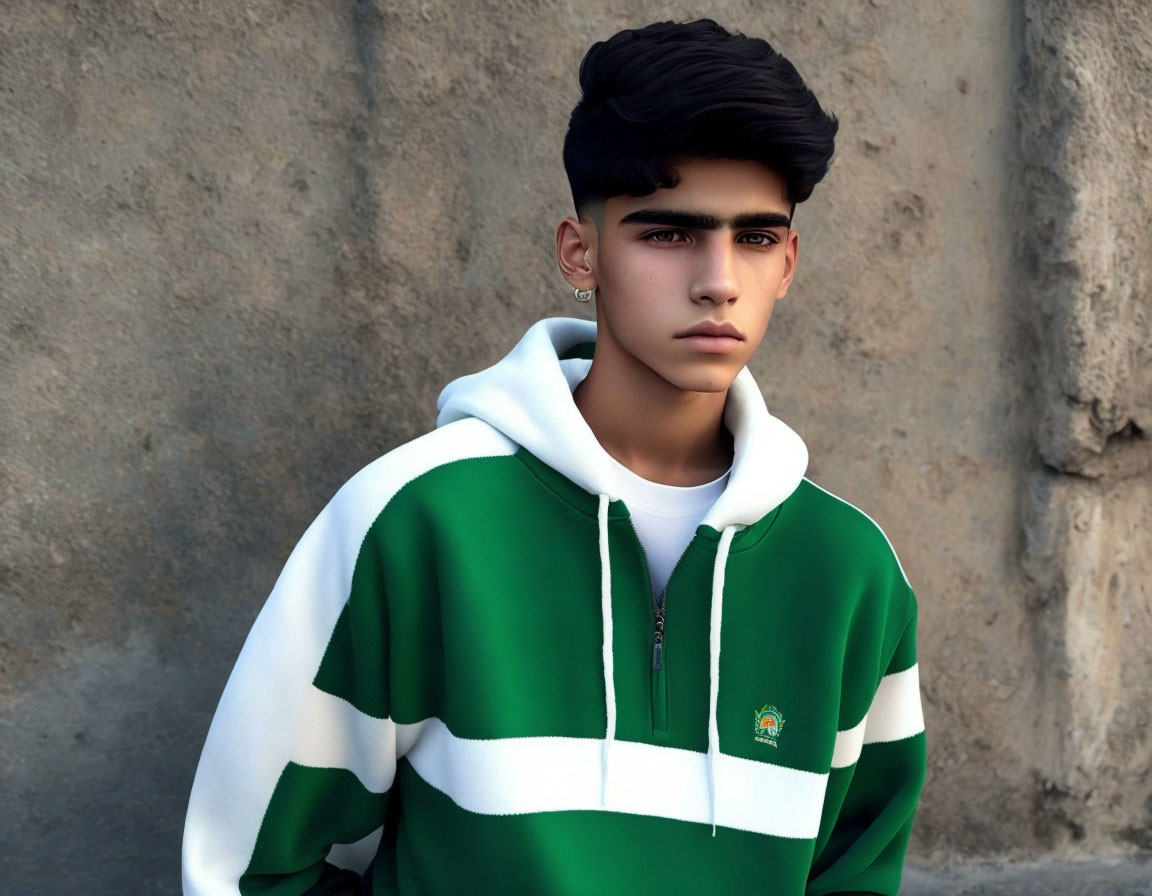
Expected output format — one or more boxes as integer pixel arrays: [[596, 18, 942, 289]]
[[183, 316, 926, 895]]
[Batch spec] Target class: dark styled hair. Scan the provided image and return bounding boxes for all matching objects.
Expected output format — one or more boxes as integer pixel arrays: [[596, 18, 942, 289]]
[[563, 19, 839, 221]]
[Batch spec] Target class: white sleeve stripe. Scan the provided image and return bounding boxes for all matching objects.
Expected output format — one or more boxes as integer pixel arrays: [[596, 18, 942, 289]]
[[830, 664, 924, 768], [182, 419, 517, 895], [863, 664, 924, 745], [830, 716, 866, 769]]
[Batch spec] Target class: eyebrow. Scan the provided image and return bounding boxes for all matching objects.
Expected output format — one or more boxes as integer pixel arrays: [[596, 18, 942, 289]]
[[617, 208, 793, 230]]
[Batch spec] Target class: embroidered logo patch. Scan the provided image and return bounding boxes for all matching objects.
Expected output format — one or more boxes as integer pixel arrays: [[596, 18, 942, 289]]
[[754, 705, 785, 747]]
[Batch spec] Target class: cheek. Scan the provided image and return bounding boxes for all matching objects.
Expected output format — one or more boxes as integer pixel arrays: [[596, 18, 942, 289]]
[[602, 240, 688, 284], [745, 299, 778, 345], [747, 258, 789, 310], [598, 249, 672, 318], [745, 251, 787, 284]]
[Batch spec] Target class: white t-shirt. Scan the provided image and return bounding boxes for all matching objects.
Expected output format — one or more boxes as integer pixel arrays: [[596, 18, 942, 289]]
[[604, 451, 731, 601]]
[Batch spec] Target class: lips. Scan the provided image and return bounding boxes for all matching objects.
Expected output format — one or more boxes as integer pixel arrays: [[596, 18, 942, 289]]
[[675, 321, 746, 340]]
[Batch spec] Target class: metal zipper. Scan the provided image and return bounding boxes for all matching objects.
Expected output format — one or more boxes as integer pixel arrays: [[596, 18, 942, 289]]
[[652, 541, 693, 671], [626, 514, 693, 672]]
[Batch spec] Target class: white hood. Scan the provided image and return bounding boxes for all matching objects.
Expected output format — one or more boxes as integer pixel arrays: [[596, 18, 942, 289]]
[[435, 316, 808, 529]]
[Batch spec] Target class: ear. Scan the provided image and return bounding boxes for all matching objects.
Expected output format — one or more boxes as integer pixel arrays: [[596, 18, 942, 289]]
[[775, 229, 800, 299], [556, 216, 597, 291]]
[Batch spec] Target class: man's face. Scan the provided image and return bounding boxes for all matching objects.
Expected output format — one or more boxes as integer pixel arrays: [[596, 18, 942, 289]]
[[577, 156, 798, 394]]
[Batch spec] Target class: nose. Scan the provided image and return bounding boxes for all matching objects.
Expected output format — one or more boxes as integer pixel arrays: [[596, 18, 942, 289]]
[[690, 235, 740, 305]]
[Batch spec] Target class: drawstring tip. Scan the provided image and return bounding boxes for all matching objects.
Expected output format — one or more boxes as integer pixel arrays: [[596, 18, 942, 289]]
[[711, 825, 717, 838]]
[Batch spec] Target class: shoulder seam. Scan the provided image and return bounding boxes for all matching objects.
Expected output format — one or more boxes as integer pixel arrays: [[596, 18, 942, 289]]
[[800, 476, 913, 591], [329, 419, 520, 570], [341, 418, 518, 507]]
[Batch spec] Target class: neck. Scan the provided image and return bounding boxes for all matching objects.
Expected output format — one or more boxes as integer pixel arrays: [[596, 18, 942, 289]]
[[572, 335, 734, 487]]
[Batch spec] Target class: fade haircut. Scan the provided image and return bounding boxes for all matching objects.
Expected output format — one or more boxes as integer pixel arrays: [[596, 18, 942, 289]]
[[562, 18, 839, 226]]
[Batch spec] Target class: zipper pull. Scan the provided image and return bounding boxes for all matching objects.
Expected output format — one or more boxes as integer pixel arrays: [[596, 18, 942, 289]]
[[651, 591, 666, 671]]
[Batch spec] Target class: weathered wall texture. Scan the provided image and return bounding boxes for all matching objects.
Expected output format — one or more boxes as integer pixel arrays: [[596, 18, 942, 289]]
[[1015, 0, 1152, 855], [0, 1, 1149, 892]]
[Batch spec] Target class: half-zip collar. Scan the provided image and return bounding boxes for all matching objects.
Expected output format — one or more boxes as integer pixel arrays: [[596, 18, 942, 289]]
[[436, 317, 808, 835]]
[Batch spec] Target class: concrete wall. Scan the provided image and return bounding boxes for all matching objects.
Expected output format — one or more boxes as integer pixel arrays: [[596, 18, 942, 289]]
[[1, 1, 1148, 891], [1014, 0, 1152, 857]]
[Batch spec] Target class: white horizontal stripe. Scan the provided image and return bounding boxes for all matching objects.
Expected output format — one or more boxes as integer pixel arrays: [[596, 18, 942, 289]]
[[830, 664, 925, 769], [863, 664, 924, 745], [405, 717, 828, 840], [830, 717, 866, 769], [281, 690, 398, 792], [183, 419, 517, 896], [292, 696, 429, 792]]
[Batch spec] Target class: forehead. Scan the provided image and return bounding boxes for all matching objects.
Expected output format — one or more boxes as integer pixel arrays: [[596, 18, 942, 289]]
[[611, 156, 790, 214]]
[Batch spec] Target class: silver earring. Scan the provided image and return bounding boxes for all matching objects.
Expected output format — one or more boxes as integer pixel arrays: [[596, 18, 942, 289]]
[[574, 286, 596, 302]]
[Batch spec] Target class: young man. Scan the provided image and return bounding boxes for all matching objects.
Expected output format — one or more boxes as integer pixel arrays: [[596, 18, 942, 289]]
[[183, 18, 925, 895]]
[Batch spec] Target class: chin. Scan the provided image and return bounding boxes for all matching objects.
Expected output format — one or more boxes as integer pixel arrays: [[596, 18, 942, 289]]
[[660, 367, 739, 394]]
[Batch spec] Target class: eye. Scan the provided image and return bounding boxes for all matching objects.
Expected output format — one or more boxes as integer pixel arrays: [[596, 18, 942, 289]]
[[738, 232, 779, 247], [642, 229, 689, 244]]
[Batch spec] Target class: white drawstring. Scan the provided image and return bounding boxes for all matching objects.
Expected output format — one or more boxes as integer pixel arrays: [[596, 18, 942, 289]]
[[708, 524, 738, 836], [597, 492, 738, 832], [598, 493, 615, 807]]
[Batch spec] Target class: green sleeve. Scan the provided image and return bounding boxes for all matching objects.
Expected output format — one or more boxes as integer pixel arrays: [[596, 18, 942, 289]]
[[807, 610, 927, 896]]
